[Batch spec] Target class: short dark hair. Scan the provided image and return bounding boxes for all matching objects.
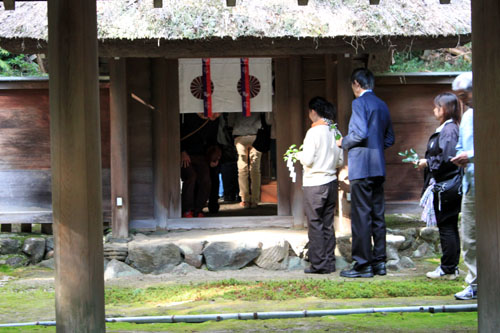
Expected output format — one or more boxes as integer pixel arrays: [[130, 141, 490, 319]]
[[308, 96, 337, 121], [350, 68, 375, 90], [434, 93, 460, 124]]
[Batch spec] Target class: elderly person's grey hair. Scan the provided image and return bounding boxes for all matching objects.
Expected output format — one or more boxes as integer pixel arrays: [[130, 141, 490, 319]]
[[452, 72, 473, 91]]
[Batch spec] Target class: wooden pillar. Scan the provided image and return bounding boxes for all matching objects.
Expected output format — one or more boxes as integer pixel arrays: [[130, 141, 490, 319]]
[[289, 56, 306, 228], [153, 59, 181, 227], [335, 54, 353, 235], [472, 0, 500, 331], [48, 0, 105, 331], [110, 58, 129, 238], [274, 58, 291, 216], [324, 55, 337, 104]]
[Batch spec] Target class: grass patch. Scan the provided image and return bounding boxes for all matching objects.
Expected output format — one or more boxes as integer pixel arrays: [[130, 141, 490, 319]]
[[105, 278, 464, 305]]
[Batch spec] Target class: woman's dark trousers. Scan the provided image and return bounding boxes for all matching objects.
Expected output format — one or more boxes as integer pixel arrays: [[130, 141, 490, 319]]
[[303, 180, 338, 272]]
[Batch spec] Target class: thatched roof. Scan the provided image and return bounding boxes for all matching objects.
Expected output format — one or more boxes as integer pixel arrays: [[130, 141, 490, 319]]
[[0, 0, 471, 57]]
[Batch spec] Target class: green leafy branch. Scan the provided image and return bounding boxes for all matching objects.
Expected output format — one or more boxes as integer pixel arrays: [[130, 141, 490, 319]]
[[329, 123, 342, 140], [398, 148, 419, 168], [283, 144, 303, 163]]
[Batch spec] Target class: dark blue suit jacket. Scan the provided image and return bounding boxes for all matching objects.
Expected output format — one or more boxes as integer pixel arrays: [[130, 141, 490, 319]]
[[342, 91, 395, 181]]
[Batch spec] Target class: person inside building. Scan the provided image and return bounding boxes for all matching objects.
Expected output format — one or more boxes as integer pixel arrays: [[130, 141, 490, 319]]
[[180, 113, 221, 218], [228, 112, 267, 208], [417, 93, 462, 280], [297, 97, 343, 274]]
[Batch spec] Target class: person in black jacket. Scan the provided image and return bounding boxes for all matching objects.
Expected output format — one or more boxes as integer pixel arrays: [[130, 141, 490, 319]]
[[180, 113, 221, 218], [417, 93, 461, 279]]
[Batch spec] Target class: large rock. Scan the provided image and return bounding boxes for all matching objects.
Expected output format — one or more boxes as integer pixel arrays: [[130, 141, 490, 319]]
[[386, 234, 406, 250], [104, 259, 142, 280], [336, 236, 352, 263], [335, 256, 350, 271], [127, 239, 182, 274], [203, 241, 261, 271], [412, 242, 434, 258], [387, 259, 400, 271], [22, 238, 46, 264], [39, 258, 55, 270], [0, 254, 29, 268], [0, 238, 21, 255], [399, 256, 416, 269], [419, 227, 440, 243], [178, 241, 206, 269], [255, 240, 290, 270], [386, 245, 400, 261], [45, 237, 54, 252], [286, 256, 308, 271], [171, 262, 197, 275], [104, 242, 128, 262]]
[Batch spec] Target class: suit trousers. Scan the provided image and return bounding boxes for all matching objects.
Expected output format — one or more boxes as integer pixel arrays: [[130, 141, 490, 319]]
[[350, 177, 387, 269], [303, 180, 338, 272]]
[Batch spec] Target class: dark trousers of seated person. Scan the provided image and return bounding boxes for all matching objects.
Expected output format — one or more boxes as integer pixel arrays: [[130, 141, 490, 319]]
[[181, 155, 211, 215], [303, 180, 337, 272], [350, 177, 387, 269], [434, 200, 460, 274]]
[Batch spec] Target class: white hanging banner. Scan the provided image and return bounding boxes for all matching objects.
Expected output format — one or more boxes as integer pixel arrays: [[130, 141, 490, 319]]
[[179, 58, 272, 113]]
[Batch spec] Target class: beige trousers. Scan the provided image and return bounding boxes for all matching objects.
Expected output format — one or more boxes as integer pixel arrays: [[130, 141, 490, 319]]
[[234, 135, 262, 204], [461, 190, 477, 287]]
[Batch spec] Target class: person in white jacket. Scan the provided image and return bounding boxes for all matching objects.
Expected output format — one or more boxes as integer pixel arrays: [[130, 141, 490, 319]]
[[297, 97, 344, 274]]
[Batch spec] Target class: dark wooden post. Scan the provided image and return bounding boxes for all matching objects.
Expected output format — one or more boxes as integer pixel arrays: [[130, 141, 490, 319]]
[[335, 54, 353, 235], [1, 224, 12, 232], [472, 0, 500, 330], [20, 224, 32, 233], [48, 0, 105, 330], [274, 58, 292, 216], [110, 58, 129, 238], [152, 59, 181, 227], [289, 56, 306, 228]]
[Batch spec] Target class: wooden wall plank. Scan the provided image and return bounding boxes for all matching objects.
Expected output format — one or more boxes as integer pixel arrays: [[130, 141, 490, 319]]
[[47, 0, 105, 330], [109, 58, 129, 238], [289, 56, 305, 228], [152, 58, 181, 227], [127, 58, 154, 220], [273, 58, 291, 216], [472, 0, 500, 330]]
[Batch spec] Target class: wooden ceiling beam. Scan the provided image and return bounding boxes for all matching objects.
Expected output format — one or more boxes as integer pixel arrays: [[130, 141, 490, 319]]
[[298, 0, 308, 5], [153, 0, 162, 8], [369, 0, 380, 4], [440, 0, 451, 3], [226, 0, 236, 7], [3, 0, 15, 10]]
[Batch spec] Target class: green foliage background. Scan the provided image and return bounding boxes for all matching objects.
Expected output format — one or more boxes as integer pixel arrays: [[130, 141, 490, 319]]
[[0, 47, 44, 76]]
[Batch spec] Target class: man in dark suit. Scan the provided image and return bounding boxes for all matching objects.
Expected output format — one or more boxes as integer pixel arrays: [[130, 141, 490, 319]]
[[337, 68, 395, 278]]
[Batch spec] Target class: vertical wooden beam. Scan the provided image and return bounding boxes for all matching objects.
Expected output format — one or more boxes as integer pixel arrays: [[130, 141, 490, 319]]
[[110, 58, 129, 238], [472, 0, 500, 331], [153, 58, 181, 227], [289, 56, 306, 228], [2, 0, 15, 11], [274, 58, 291, 217], [324, 55, 337, 106], [336, 54, 353, 235], [48, 0, 105, 331]]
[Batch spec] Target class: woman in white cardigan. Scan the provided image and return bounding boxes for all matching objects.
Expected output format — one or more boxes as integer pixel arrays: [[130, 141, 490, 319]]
[[297, 97, 344, 274]]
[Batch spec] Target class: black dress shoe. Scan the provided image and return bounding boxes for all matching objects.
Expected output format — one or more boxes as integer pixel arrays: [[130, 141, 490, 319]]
[[372, 262, 387, 276], [304, 267, 331, 274], [340, 265, 374, 278]]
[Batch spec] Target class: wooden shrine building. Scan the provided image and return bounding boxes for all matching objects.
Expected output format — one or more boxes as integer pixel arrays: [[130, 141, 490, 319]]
[[0, 0, 499, 331]]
